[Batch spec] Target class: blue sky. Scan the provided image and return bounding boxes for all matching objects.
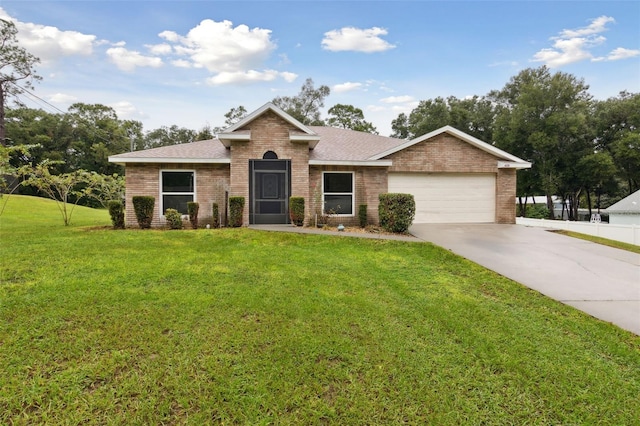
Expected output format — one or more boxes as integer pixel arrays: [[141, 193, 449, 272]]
[[2, 1, 639, 136]]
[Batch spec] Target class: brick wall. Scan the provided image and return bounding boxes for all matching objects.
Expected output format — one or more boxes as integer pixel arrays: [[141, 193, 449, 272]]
[[229, 110, 310, 225], [124, 163, 230, 228], [385, 133, 517, 223], [309, 166, 387, 227]]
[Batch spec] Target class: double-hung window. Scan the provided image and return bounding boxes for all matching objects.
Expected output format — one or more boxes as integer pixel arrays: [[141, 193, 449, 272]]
[[323, 172, 354, 215], [161, 170, 195, 214]]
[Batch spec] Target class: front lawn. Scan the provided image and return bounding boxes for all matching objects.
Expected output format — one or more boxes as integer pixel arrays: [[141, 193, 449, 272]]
[[1, 195, 639, 424]]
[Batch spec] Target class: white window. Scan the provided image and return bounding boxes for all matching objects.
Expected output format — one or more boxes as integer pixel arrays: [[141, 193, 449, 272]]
[[161, 170, 195, 215], [323, 172, 354, 216]]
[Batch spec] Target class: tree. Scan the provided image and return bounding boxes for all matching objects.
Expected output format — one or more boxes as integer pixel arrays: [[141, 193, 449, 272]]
[[272, 78, 330, 125], [141, 125, 196, 150], [84, 172, 125, 209], [1, 19, 41, 146], [21, 161, 98, 225], [390, 96, 494, 141], [0, 143, 35, 215], [326, 104, 378, 134], [489, 66, 592, 219]]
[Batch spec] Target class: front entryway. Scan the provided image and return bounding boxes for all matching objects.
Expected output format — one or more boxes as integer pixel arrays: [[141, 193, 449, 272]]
[[249, 159, 291, 224]]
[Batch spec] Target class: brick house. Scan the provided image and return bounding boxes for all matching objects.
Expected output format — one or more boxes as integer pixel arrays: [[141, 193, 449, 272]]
[[108, 102, 531, 227]]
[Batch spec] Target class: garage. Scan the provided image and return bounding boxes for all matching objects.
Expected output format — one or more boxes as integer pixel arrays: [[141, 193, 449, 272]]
[[388, 173, 496, 223]]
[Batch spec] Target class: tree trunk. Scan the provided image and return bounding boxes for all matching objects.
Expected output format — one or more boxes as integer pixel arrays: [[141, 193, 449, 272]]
[[586, 189, 592, 218], [0, 84, 5, 146], [546, 194, 555, 219]]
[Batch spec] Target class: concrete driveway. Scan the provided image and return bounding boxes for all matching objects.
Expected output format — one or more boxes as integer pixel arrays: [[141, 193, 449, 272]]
[[410, 223, 640, 335]]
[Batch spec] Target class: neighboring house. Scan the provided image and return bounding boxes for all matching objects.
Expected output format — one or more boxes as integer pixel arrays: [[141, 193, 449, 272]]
[[108, 102, 531, 228], [605, 190, 640, 225]]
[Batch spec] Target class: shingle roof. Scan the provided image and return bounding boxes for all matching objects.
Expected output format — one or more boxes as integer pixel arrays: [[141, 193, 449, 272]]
[[605, 190, 640, 214], [308, 126, 405, 161], [109, 139, 230, 163]]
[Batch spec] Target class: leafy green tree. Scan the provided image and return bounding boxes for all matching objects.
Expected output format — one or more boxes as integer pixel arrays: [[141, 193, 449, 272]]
[[489, 66, 592, 219], [0, 143, 35, 215], [592, 92, 640, 195], [84, 172, 125, 209], [390, 96, 494, 141], [327, 104, 378, 134], [20, 160, 98, 225], [0, 19, 41, 146], [272, 78, 330, 125], [142, 125, 196, 150], [576, 152, 618, 216]]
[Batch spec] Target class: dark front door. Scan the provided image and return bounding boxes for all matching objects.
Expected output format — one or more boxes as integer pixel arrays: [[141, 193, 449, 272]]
[[249, 160, 291, 224]]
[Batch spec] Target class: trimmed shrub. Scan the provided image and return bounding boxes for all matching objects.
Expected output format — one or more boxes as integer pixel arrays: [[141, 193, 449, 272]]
[[132, 196, 155, 229], [165, 208, 183, 229], [358, 204, 368, 228], [378, 193, 415, 233], [289, 196, 305, 226], [107, 200, 125, 229], [229, 196, 245, 227], [187, 201, 199, 229], [212, 203, 219, 228]]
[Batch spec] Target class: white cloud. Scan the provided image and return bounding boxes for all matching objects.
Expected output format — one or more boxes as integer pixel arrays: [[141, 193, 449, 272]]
[[49, 93, 78, 103], [207, 69, 297, 85], [106, 46, 163, 72], [322, 27, 395, 53], [159, 19, 276, 73], [146, 43, 172, 55], [333, 82, 363, 93], [532, 15, 638, 68], [600, 47, 640, 61], [110, 101, 146, 120], [0, 7, 95, 64], [380, 95, 415, 104], [171, 59, 192, 68]]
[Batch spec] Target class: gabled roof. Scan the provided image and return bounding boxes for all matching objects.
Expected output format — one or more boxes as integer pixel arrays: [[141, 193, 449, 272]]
[[369, 125, 531, 169], [216, 102, 321, 148], [108, 139, 229, 164], [605, 190, 640, 214]]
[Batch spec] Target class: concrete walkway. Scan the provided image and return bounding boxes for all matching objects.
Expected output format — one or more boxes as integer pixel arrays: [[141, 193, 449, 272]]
[[409, 223, 640, 335]]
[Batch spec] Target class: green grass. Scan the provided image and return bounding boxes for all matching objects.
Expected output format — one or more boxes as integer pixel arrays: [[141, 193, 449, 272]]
[[552, 229, 640, 254], [1, 195, 639, 425]]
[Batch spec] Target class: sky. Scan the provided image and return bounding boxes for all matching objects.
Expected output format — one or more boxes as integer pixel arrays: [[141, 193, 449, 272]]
[[2, 1, 639, 137]]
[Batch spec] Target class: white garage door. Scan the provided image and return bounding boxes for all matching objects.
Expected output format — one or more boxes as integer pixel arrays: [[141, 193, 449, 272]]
[[388, 173, 496, 223]]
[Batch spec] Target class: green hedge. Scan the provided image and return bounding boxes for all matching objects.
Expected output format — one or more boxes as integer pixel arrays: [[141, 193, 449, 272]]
[[212, 203, 219, 228], [187, 201, 199, 229], [165, 208, 183, 230], [358, 204, 368, 228], [132, 196, 155, 229], [107, 200, 125, 229], [289, 197, 305, 226], [378, 193, 415, 233], [229, 196, 245, 227]]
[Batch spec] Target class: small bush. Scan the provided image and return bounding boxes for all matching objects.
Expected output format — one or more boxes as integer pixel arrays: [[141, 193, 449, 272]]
[[165, 208, 183, 229], [107, 200, 125, 229], [211, 203, 219, 228], [187, 201, 199, 229], [132, 196, 155, 229], [525, 204, 550, 219], [358, 204, 368, 228], [289, 196, 305, 226], [378, 193, 415, 233], [229, 196, 245, 227]]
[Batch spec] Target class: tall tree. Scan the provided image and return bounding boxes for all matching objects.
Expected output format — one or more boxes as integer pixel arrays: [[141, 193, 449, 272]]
[[390, 96, 494, 141], [141, 125, 196, 150], [272, 78, 330, 125], [0, 19, 41, 146], [489, 66, 592, 219], [326, 104, 378, 134]]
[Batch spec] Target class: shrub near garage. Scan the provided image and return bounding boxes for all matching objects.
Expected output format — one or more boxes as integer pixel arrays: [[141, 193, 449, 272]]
[[379, 193, 415, 233], [107, 200, 125, 229], [187, 201, 199, 229], [164, 208, 183, 229]]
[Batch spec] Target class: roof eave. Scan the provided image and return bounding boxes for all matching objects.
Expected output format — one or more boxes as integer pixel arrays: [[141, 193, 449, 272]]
[[108, 157, 231, 165], [309, 159, 392, 167], [498, 160, 532, 169]]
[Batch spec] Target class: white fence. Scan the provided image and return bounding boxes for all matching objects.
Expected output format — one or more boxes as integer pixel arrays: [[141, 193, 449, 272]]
[[516, 218, 640, 246]]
